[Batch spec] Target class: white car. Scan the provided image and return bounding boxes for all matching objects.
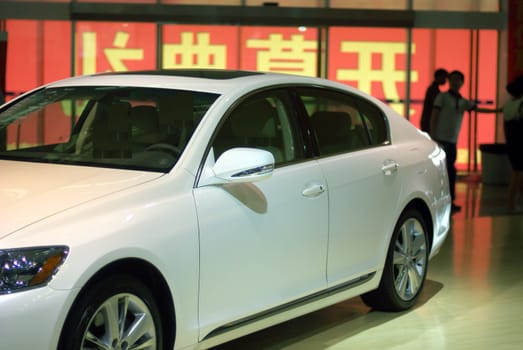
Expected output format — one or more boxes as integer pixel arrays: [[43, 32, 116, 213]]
[[0, 70, 450, 350]]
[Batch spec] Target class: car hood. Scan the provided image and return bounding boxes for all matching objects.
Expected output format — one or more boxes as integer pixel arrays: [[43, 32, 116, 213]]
[[0, 160, 163, 238]]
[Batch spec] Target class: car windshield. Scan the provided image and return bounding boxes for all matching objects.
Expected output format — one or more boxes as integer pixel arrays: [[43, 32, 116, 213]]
[[0, 86, 219, 172]]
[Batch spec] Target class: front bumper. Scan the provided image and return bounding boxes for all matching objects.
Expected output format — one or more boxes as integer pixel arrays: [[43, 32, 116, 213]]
[[0, 286, 74, 349]]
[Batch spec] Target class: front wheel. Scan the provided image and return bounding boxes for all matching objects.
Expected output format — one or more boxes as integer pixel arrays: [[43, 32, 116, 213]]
[[58, 274, 163, 350], [361, 208, 429, 311]]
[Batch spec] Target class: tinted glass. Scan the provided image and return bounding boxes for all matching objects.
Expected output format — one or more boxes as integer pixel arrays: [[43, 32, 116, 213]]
[[0, 86, 219, 172], [297, 87, 389, 156], [355, 97, 389, 145], [212, 90, 305, 165]]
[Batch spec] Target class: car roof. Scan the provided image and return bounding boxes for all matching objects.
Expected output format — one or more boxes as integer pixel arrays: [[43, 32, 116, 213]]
[[47, 69, 357, 97]]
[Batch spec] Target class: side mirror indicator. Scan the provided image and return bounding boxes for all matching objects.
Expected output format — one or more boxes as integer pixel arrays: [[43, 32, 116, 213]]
[[202, 148, 275, 185]]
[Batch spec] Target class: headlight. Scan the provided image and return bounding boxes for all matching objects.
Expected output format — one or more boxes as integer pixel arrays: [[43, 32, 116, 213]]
[[0, 246, 69, 294]]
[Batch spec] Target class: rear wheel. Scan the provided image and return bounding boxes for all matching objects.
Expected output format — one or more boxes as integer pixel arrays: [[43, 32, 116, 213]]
[[361, 208, 429, 311], [58, 274, 163, 350]]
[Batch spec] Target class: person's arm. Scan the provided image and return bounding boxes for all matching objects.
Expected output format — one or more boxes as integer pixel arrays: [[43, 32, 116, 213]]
[[476, 106, 502, 113], [468, 98, 502, 114]]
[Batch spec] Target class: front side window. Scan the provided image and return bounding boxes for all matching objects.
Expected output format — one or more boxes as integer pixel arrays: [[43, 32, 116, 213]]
[[212, 90, 305, 166], [0, 86, 219, 172], [296, 87, 389, 156]]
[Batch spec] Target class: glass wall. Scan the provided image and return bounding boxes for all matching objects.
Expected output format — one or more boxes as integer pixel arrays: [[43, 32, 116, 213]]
[[246, 0, 324, 7], [413, 0, 499, 11], [330, 0, 408, 9], [3, 19, 500, 171], [328, 27, 409, 117], [410, 29, 498, 171], [162, 25, 239, 69], [75, 21, 156, 75], [2, 0, 500, 10], [239, 26, 318, 75], [5, 20, 71, 96]]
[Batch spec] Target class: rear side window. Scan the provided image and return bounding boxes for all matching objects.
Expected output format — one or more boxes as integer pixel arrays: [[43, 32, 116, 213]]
[[296, 87, 389, 156], [355, 97, 389, 146]]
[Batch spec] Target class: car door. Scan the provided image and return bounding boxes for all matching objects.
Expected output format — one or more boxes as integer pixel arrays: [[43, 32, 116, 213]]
[[193, 89, 329, 338], [296, 87, 402, 287]]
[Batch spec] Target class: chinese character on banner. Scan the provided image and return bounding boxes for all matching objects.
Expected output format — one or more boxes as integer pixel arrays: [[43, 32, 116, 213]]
[[75, 22, 156, 75], [163, 32, 225, 68], [242, 27, 318, 77], [162, 25, 239, 69], [329, 28, 417, 116], [104, 32, 144, 71]]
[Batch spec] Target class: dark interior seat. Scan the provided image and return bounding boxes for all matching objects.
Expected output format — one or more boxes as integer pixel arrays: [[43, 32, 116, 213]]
[[223, 98, 284, 162], [310, 111, 353, 154], [129, 105, 162, 148]]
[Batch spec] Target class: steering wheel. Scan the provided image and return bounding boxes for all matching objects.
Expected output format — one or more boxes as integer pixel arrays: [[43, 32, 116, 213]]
[[144, 143, 182, 157]]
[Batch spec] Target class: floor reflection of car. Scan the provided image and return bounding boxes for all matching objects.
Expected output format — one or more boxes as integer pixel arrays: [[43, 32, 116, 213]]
[[0, 70, 451, 350]]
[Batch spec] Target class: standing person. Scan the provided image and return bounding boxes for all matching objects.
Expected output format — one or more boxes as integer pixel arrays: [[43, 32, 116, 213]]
[[502, 75, 523, 211], [430, 70, 498, 213], [420, 68, 448, 134]]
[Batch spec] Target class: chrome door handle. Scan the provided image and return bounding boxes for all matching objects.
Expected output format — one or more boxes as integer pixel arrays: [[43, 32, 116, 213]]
[[382, 160, 399, 175], [302, 183, 326, 197]]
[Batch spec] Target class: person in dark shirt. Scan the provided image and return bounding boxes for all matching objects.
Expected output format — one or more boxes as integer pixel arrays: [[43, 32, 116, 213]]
[[431, 70, 499, 213], [502, 75, 523, 211], [420, 68, 448, 134]]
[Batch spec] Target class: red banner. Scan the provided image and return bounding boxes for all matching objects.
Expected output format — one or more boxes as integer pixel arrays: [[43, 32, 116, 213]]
[[162, 24, 239, 70], [4, 21, 499, 169], [240, 26, 318, 76], [76, 21, 156, 75]]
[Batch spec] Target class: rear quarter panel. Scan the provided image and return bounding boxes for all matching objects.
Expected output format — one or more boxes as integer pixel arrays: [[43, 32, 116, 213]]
[[386, 107, 451, 257]]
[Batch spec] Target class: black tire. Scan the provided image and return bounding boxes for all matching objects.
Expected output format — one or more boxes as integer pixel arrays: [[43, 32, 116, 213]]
[[58, 274, 164, 350], [361, 208, 429, 311]]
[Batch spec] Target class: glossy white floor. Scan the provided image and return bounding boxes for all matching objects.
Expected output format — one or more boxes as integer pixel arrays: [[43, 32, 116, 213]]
[[212, 178, 523, 350]]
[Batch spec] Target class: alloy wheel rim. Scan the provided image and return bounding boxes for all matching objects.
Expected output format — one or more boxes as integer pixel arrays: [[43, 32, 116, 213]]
[[82, 293, 157, 350], [393, 217, 427, 301]]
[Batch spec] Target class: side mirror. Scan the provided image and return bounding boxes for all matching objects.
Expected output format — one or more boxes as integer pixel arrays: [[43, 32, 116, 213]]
[[204, 148, 274, 185]]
